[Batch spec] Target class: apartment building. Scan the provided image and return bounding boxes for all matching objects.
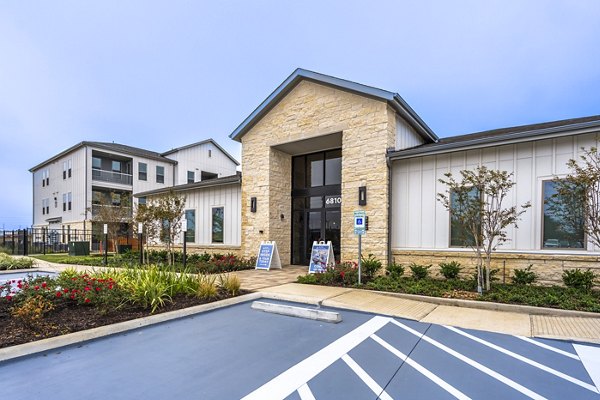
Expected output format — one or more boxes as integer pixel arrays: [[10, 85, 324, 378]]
[[30, 139, 238, 239]]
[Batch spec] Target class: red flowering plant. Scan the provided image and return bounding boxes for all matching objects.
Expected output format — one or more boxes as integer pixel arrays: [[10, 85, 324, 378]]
[[54, 272, 128, 311], [298, 261, 359, 286]]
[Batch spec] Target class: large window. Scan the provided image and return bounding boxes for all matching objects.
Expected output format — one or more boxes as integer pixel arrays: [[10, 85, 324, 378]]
[[293, 150, 342, 190], [138, 162, 147, 181], [542, 180, 585, 249], [201, 171, 218, 181], [112, 161, 121, 173], [185, 210, 195, 243], [187, 171, 195, 184], [449, 187, 480, 247], [211, 207, 224, 243], [92, 157, 102, 170], [156, 166, 165, 184]]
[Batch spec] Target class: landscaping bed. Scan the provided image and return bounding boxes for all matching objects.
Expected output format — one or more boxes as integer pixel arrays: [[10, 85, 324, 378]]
[[0, 266, 246, 348], [0, 253, 34, 271]]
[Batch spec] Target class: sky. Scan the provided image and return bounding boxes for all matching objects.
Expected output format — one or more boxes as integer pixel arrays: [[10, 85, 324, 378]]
[[1, 0, 600, 229]]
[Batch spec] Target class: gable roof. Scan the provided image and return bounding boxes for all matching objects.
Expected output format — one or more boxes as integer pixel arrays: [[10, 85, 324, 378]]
[[29, 141, 176, 172], [161, 138, 240, 166], [387, 115, 600, 160], [229, 68, 437, 143], [134, 172, 241, 197]]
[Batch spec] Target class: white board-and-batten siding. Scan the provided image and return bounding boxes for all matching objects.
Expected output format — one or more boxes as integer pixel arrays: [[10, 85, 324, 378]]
[[177, 183, 241, 246], [396, 116, 425, 150], [391, 131, 600, 253]]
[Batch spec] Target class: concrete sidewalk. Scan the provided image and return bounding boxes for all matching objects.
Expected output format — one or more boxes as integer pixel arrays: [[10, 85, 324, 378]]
[[26, 258, 600, 343], [260, 283, 600, 344]]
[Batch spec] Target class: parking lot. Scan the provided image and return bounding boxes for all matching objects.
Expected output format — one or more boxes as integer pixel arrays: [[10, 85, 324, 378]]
[[1, 299, 599, 399]]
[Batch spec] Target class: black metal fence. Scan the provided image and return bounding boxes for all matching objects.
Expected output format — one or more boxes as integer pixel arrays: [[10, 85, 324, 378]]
[[1, 228, 137, 256]]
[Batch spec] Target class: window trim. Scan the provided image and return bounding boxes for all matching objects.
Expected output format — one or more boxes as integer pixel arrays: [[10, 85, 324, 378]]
[[211, 206, 224, 244], [540, 178, 587, 251]]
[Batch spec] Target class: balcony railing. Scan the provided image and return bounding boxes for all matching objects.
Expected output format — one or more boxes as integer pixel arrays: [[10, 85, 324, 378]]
[[91, 204, 132, 218], [92, 169, 133, 185]]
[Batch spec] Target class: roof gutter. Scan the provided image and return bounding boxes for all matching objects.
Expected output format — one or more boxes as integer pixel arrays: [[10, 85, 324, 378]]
[[388, 120, 600, 161]]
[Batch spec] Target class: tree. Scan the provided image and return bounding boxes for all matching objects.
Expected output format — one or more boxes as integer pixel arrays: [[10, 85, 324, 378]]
[[88, 192, 132, 253], [437, 166, 531, 293], [133, 191, 185, 265], [549, 147, 600, 249]]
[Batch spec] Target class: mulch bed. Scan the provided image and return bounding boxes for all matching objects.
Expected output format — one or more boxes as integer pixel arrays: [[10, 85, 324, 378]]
[[0, 292, 248, 349]]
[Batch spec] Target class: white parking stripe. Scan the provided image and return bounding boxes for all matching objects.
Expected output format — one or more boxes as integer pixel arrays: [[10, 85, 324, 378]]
[[341, 354, 394, 400], [389, 319, 548, 400], [371, 334, 472, 400], [515, 336, 580, 360], [241, 316, 390, 400], [574, 344, 600, 392], [297, 384, 316, 400], [446, 326, 599, 393]]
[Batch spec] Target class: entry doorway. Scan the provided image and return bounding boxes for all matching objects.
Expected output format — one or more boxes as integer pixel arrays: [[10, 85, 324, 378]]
[[291, 150, 341, 265]]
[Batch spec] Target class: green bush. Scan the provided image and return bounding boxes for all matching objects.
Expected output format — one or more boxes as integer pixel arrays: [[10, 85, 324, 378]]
[[562, 269, 597, 291], [512, 265, 537, 285], [409, 263, 431, 280], [296, 261, 359, 286], [472, 267, 500, 283], [361, 254, 382, 278], [386, 262, 405, 278], [0, 254, 34, 270], [439, 261, 461, 279]]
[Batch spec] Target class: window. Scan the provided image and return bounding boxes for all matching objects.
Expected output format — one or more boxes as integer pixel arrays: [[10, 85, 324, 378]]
[[111, 193, 121, 207], [68, 159, 72, 178], [138, 162, 147, 181], [68, 192, 72, 211], [201, 171, 218, 181], [112, 160, 121, 173], [156, 166, 165, 183], [138, 197, 146, 206], [45, 198, 49, 214], [187, 171, 195, 184], [92, 190, 103, 205], [62, 193, 67, 212], [63, 162, 67, 179], [41, 169, 50, 187], [211, 207, 224, 243], [92, 157, 102, 169], [63, 160, 72, 179], [542, 180, 585, 249], [208, 149, 212, 158], [42, 198, 49, 215], [185, 210, 195, 243], [449, 187, 481, 247], [42, 170, 46, 187]]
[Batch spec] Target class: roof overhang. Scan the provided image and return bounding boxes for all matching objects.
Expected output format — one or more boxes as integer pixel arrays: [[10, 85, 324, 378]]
[[229, 68, 438, 144], [388, 120, 600, 161], [135, 174, 241, 197]]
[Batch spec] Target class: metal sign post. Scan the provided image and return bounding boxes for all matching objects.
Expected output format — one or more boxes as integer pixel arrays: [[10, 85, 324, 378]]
[[138, 222, 143, 265], [181, 220, 188, 268], [354, 211, 366, 285], [103, 224, 108, 267]]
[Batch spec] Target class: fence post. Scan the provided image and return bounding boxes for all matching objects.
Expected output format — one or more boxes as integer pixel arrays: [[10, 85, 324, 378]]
[[23, 229, 28, 256], [11, 230, 15, 255]]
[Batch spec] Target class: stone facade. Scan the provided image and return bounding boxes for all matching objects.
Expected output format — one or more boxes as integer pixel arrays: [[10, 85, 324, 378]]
[[241, 80, 396, 265], [392, 249, 600, 286]]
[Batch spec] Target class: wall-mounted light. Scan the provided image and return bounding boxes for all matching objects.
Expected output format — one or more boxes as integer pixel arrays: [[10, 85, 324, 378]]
[[250, 197, 257, 213], [358, 186, 367, 206]]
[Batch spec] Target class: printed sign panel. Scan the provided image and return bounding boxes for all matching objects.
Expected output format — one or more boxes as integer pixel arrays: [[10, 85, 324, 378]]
[[308, 241, 335, 274], [354, 210, 366, 235], [255, 241, 282, 270]]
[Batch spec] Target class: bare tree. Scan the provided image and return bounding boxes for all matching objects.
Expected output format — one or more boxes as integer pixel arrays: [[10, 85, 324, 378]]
[[438, 166, 531, 292], [549, 147, 600, 248], [88, 192, 132, 253]]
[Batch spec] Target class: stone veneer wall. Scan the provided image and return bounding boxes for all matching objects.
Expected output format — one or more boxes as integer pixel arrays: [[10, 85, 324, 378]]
[[392, 249, 600, 286], [241, 80, 396, 265]]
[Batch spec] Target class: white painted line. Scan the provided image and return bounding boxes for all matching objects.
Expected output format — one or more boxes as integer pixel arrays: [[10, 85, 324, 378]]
[[341, 354, 394, 400], [574, 344, 600, 392], [371, 334, 472, 400], [297, 384, 316, 400], [241, 316, 390, 400], [515, 336, 580, 360], [446, 326, 599, 393], [389, 319, 547, 400]]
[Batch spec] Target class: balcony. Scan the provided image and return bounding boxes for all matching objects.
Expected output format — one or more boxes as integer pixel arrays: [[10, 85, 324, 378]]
[[91, 204, 132, 218], [92, 169, 133, 185]]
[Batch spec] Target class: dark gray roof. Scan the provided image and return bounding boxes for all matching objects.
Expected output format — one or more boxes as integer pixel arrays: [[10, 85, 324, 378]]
[[30, 141, 176, 171], [388, 115, 600, 160], [229, 68, 437, 143], [161, 138, 240, 166], [134, 173, 241, 197]]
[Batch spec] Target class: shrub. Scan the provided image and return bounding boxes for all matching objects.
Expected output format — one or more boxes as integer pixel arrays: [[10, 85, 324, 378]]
[[386, 262, 405, 279], [361, 254, 383, 279], [439, 261, 462, 279], [512, 265, 537, 285], [472, 267, 500, 283], [0, 254, 34, 270], [562, 269, 597, 291], [409, 263, 431, 280], [219, 274, 241, 296], [197, 275, 218, 299], [11, 295, 54, 329]]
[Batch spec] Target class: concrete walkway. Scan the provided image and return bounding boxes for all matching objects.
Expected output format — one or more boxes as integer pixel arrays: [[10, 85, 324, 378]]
[[24, 258, 600, 343]]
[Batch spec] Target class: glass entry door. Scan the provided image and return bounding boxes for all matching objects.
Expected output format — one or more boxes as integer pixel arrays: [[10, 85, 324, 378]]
[[291, 150, 341, 265]]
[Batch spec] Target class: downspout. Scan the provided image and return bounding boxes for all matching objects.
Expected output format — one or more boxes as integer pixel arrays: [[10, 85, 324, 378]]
[[84, 146, 88, 231], [387, 154, 393, 266]]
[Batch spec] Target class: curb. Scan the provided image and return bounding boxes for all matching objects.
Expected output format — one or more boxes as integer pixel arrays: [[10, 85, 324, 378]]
[[251, 301, 342, 323], [365, 289, 600, 318], [0, 292, 262, 364]]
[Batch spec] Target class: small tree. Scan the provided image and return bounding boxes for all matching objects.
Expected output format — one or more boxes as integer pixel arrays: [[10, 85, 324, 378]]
[[549, 147, 600, 248], [88, 192, 132, 253], [437, 166, 530, 293], [133, 191, 185, 265], [133, 202, 159, 264]]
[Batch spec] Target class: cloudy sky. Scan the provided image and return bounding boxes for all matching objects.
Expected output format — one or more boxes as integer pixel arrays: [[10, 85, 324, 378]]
[[1, 0, 599, 229]]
